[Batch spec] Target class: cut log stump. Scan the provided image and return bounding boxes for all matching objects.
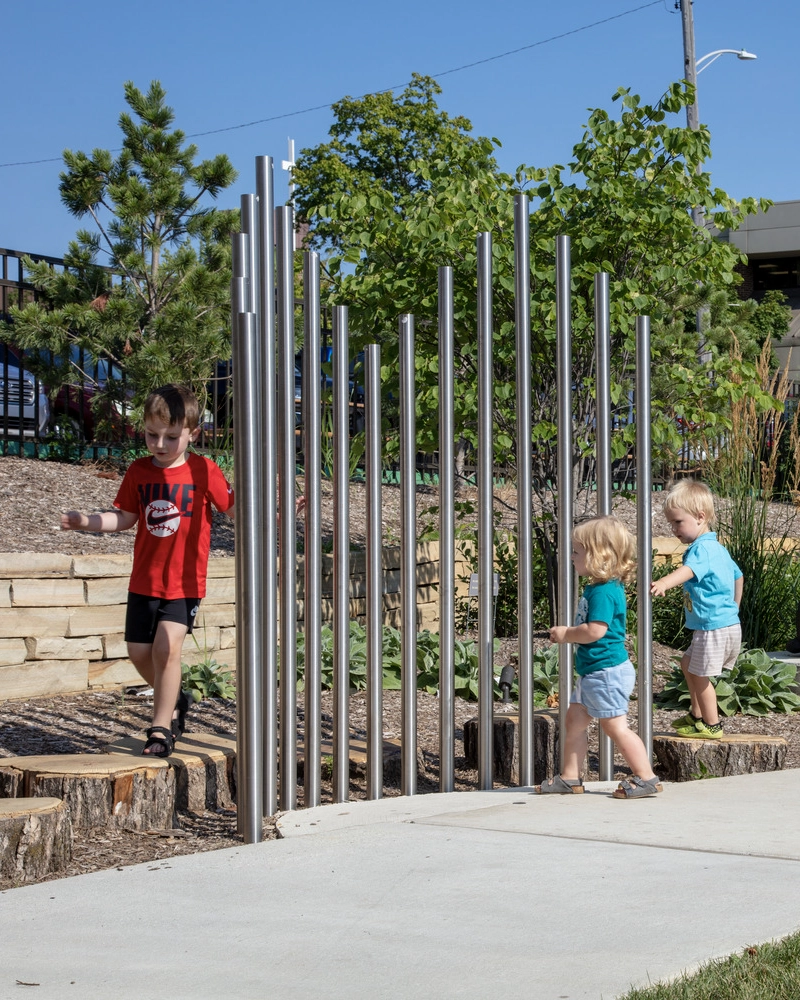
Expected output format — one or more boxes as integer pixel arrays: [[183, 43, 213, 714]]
[[0, 754, 175, 831], [653, 731, 787, 782], [0, 797, 72, 881], [103, 733, 236, 813], [463, 711, 558, 785]]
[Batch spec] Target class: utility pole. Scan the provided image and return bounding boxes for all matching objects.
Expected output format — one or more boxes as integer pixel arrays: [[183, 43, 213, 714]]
[[680, 0, 699, 131]]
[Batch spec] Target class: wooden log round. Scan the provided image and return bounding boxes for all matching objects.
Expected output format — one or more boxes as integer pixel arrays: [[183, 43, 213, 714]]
[[103, 733, 237, 812], [463, 711, 558, 785], [0, 797, 72, 881], [0, 754, 175, 831], [653, 731, 787, 782]]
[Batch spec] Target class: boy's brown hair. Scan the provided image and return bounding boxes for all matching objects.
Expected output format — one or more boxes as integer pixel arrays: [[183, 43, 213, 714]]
[[143, 384, 200, 431], [572, 515, 636, 584], [662, 479, 717, 529]]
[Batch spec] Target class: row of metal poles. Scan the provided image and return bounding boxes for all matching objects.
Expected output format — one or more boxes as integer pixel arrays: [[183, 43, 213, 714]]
[[231, 156, 653, 844]]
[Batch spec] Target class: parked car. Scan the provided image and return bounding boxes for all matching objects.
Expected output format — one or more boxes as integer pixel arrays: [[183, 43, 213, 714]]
[[0, 346, 50, 438]]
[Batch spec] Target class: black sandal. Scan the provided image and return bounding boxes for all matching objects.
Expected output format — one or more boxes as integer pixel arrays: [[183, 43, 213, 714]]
[[142, 726, 174, 758], [171, 690, 191, 741]]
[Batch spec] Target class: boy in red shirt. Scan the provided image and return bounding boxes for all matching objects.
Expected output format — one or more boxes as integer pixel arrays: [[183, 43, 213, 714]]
[[61, 384, 235, 757]]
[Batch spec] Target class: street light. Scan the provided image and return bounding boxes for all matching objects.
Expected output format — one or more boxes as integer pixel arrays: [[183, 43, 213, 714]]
[[696, 48, 757, 74]]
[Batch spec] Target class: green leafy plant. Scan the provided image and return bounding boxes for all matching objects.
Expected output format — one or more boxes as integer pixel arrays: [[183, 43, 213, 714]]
[[181, 631, 235, 702], [655, 647, 800, 717], [532, 644, 560, 708], [627, 558, 692, 650]]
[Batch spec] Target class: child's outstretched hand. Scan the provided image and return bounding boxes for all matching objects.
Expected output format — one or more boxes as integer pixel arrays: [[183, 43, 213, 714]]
[[549, 625, 568, 644], [61, 511, 86, 531], [650, 580, 667, 598]]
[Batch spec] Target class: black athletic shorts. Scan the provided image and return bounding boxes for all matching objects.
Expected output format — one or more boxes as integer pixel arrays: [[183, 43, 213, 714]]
[[124, 592, 201, 644]]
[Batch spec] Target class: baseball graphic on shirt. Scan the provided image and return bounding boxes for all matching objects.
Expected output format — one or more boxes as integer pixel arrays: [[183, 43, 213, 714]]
[[145, 500, 181, 538]]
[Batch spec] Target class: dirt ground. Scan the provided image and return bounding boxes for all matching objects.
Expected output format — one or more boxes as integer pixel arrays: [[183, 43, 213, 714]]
[[3, 455, 800, 891]]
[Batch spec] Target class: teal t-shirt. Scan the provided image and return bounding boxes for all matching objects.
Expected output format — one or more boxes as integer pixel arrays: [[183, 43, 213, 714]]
[[574, 579, 628, 676]]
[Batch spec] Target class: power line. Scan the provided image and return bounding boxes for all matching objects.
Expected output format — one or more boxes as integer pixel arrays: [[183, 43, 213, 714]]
[[0, 1, 664, 169]]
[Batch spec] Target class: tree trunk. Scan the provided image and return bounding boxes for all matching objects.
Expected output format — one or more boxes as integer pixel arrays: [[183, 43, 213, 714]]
[[653, 731, 787, 782], [0, 797, 72, 881], [463, 710, 558, 785]]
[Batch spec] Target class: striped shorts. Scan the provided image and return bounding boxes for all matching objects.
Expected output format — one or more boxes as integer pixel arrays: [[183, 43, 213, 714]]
[[686, 624, 741, 677]]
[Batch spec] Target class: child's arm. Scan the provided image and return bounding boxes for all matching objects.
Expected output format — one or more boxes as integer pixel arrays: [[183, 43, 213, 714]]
[[734, 575, 743, 607], [61, 509, 138, 533], [650, 564, 694, 598], [549, 621, 608, 645]]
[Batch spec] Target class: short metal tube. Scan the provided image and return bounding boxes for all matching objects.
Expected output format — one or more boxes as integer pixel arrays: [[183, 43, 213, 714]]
[[256, 156, 278, 818], [276, 205, 297, 811], [636, 315, 654, 756], [595, 272, 614, 781], [477, 233, 494, 790], [438, 267, 455, 793], [365, 343, 383, 799], [399, 314, 418, 796], [303, 251, 322, 808], [332, 306, 351, 802], [556, 235, 574, 771], [232, 309, 263, 843], [514, 195, 534, 788]]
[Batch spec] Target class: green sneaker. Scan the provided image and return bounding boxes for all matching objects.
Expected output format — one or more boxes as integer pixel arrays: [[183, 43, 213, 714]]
[[693, 720, 723, 740], [670, 712, 699, 731], [673, 720, 704, 737]]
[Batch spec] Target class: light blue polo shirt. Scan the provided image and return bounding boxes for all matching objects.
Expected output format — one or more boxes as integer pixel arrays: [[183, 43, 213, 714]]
[[682, 531, 742, 631]]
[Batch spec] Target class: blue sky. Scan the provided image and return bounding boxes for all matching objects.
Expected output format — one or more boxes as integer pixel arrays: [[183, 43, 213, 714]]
[[2, 0, 796, 259]]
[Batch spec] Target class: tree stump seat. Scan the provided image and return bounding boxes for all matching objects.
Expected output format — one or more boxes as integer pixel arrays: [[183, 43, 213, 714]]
[[0, 753, 175, 831], [103, 732, 237, 813], [652, 730, 787, 782], [0, 797, 72, 882], [463, 711, 559, 785]]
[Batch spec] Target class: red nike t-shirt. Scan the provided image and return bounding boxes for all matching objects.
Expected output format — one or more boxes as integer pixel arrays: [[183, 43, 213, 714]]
[[114, 452, 234, 599]]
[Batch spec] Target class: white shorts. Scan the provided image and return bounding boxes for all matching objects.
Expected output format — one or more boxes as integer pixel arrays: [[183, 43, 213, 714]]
[[686, 624, 741, 677]]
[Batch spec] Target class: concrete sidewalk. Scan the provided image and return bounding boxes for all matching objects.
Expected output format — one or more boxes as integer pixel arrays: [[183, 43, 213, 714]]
[[3, 770, 800, 1000]]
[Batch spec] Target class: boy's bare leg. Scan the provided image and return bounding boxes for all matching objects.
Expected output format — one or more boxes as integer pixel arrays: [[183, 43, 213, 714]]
[[561, 702, 592, 780], [686, 674, 720, 725], [600, 716, 656, 780], [679, 653, 702, 718], [128, 620, 188, 741]]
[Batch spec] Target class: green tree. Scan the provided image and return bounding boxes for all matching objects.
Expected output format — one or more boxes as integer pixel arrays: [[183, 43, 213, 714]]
[[2, 80, 238, 420], [294, 79, 774, 620]]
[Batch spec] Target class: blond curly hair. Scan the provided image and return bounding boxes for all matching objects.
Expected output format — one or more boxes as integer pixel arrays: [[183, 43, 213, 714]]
[[572, 515, 637, 584]]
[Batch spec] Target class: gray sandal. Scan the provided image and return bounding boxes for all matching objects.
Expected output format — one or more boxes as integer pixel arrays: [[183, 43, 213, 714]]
[[612, 775, 663, 799], [534, 774, 584, 794]]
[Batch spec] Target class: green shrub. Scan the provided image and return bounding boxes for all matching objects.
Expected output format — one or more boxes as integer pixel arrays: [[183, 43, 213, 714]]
[[626, 558, 692, 650], [655, 647, 800, 717], [181, 647, 235, 702]]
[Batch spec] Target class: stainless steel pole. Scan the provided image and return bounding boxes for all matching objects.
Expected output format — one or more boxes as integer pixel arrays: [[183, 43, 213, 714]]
[[276, 205, 297, 811], [365, 342, 383, 799], [399, 313, 418, 796], [514, 195, 534, 788], [438, 266, 455, 793], [332, 306, 351, 802], [556, 235, 574, 772], [232, 307, 263, 843], [477, 232, 494, 790], [595, 272, 614, 781], [636, 316, 654, 757], [255, 156, 279, 818], [303, 251, 322, 808]]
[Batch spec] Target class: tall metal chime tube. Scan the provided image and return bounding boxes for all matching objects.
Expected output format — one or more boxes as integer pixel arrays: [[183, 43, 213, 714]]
[[303, 251, 322, 808], [636, 316, 654, 757], [399, 314, 418, 796], [514, 195, 534, 788], [365, 342, 383, 799], [556, 235, 574, 770], [276, 206, 297, 810], [332, 306, 351, 802], [255, 156, 278, 818], [595, 272, 614, 781], [438, 267, 455, 793], [232, 304, 264, 843], [477, 232, 494, 790]]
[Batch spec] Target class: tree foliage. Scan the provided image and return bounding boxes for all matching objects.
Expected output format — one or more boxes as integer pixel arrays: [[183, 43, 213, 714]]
[[294, 79, 774, 618], [2, 81, 238, 414]]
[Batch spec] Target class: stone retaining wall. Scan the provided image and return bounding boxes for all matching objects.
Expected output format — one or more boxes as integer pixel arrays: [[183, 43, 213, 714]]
[[0, 541, 474, 702]]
